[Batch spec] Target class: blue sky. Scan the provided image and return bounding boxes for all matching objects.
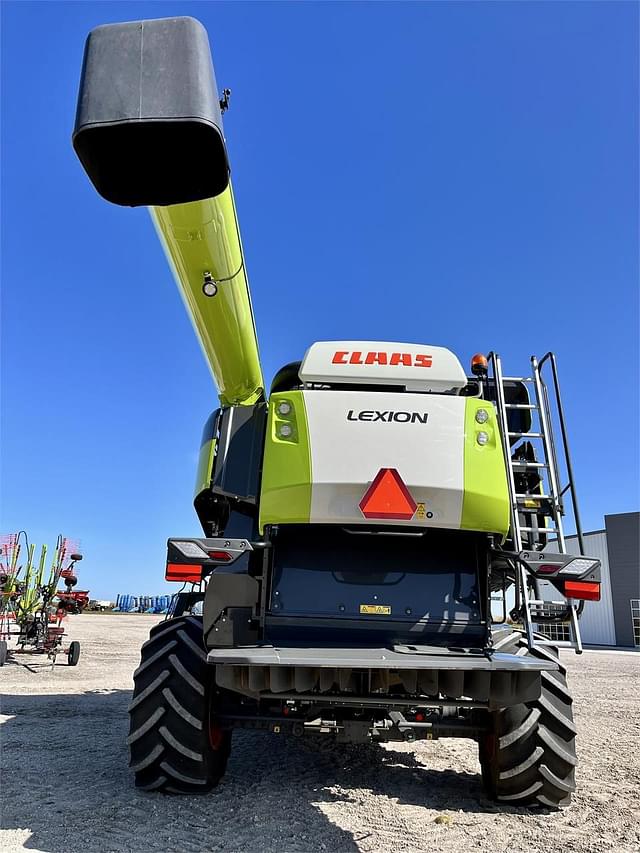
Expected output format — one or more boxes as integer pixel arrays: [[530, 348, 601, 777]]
[[2, 1, 638, 598]]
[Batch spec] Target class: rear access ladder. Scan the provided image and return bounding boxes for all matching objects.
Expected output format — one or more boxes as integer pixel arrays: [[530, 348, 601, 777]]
[[488, 352, 586, 653]]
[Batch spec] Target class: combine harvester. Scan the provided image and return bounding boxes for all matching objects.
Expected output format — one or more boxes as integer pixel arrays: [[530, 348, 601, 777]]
[[73, 17, 601, 807]]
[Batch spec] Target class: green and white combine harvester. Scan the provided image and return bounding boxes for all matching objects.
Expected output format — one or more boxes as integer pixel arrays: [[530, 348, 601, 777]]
[[73, 17, 602, 807]]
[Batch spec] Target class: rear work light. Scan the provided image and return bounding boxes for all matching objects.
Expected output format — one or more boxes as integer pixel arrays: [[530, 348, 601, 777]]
[[563, 580, 601, 602], [165, 563, 203, 584]]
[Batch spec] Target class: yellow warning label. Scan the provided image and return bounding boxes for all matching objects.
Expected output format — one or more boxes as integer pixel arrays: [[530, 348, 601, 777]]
[[360, 604, 392, 615], [415, 503, 426, 519]]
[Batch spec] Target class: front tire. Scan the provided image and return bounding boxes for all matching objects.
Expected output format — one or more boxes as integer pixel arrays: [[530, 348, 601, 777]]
[[480, 629, 577, 808], [128, 615, 231, 793]]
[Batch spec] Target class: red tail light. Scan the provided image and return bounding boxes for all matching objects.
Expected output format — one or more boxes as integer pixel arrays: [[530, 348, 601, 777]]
[[536, 565, 561, 575], [563, 580, 601, 601], [207, 551, 232, 562], [165, 563, 202, 583]]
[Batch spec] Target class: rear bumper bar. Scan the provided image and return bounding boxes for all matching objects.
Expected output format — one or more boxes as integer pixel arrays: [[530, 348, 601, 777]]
[[209, 645, 556, 707]]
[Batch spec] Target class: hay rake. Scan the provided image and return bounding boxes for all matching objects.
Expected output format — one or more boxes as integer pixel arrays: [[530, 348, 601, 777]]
[[0, 533, 84, 667]]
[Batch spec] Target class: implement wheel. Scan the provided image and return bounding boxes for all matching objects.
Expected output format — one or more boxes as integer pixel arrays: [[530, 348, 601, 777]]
[[480, 628, 577, 809], [68, 641, 80, 666], [128, 615, 231, 793]]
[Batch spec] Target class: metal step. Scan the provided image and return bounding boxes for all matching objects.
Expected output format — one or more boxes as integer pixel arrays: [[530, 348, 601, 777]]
[[505, 403, 538, 410], [534, 639, 574, 648], [511, 461, 549, 469], [502, 376, 533, 383], [509, 431, 544, 439], [515, 493, 551, 501], [519, 526, 558, 533]]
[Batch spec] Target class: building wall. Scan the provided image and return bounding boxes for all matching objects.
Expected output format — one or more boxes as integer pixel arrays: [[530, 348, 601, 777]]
[[538, 514, 638, 647], [605, 512, 640, 648], [563, 531, 616, 646]]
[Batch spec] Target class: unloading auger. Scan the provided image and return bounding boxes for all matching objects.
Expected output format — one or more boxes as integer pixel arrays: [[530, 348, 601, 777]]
[[73, 18, 262, 408], [73, 17, 602, 808]]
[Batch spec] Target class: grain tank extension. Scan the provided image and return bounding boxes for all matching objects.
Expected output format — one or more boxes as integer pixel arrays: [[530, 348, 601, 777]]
[[73, 17, 601, 808]]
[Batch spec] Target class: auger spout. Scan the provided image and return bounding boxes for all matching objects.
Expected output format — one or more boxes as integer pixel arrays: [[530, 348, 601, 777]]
[[150, 188, 263, 405], [72, 16, 264, 405]]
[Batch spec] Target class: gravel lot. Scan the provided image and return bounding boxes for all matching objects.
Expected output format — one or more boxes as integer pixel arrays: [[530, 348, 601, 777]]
[[1, 613, 639, 853]]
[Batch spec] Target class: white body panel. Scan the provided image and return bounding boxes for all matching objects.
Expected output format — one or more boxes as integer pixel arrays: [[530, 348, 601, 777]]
[[300, 341, 468, 393], [303, 390, 465, 528]]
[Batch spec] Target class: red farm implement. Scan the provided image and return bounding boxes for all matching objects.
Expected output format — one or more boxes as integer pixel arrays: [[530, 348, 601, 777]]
[[0, 533, 85, 667]]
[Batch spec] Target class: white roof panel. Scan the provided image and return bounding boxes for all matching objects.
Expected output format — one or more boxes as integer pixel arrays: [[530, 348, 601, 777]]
[[299, 341, 467, 393]]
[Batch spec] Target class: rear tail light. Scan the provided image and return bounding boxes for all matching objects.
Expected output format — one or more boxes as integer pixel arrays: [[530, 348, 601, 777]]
[[165, 538, 253, 582], [536, 565, 561, 575], [563, 580, 601, 601], [165, 563, 202, 583], [207, 551, 232, 562]]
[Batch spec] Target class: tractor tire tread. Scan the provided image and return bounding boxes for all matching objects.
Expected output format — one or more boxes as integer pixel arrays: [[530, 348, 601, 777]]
[[481, 630, 577, 809], [128, 615, 231, 794]]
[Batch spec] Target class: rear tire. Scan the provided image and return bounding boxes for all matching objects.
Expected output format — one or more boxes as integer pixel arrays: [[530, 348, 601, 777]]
[[480, 628, 577, 808], [128, 615, 231, 793]]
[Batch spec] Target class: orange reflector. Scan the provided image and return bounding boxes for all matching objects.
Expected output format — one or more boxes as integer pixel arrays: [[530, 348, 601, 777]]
[[165, 563, 202, 583], [564, 580, 601, 601], [359, 468, 417, 520]]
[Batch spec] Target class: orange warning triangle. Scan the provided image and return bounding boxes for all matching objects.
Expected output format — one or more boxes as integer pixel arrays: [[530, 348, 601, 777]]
[[359, 468, 417, 520]]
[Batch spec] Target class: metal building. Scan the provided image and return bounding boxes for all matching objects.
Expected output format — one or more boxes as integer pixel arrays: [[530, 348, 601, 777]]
[[568, 512, 639, 648]]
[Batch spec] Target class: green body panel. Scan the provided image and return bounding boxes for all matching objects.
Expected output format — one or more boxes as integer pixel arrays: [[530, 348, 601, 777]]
[[193, 410, 219, 499], [151, 184, 264, 406], [195, 437, 217, 498], [461, 398, 510, 538], [259, 392, 312, 531]]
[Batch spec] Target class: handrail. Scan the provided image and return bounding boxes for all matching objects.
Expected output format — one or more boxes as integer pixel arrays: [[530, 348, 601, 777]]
[[537, 352, 586, 556]]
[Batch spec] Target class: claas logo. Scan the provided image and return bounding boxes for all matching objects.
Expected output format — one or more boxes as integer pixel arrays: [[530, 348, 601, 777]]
[[332, 351, 433, 367]]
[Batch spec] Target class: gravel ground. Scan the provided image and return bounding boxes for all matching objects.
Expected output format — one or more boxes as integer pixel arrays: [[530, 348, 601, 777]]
[[1, 613, 639, 853]]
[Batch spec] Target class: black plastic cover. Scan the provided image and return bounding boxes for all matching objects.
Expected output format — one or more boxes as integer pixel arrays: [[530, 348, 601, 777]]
[[266, 526, 486, 647], [73, 17, 229, 206], [212, 405, 267, 504]]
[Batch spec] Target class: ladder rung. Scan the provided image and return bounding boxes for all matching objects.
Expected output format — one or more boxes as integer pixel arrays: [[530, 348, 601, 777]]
[[502, 376, 533, 383], [515, 493, 551, 500], [519, 526, 558, 533], [511, 461, 549, 468], [509, 432, 543, 438], [534, 640, 575, 648], [505, 403, 538, 409]]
